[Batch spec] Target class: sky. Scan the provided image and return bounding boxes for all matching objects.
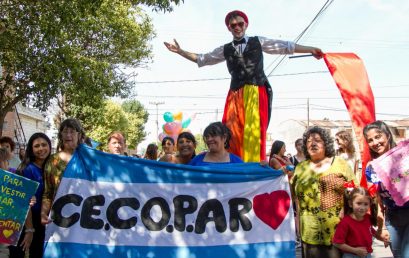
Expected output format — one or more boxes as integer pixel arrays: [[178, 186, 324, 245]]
[[130, 0, 409, 152]]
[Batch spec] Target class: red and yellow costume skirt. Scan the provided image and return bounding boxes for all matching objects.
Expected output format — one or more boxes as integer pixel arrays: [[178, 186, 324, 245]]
[[222, 84, 269, 162]]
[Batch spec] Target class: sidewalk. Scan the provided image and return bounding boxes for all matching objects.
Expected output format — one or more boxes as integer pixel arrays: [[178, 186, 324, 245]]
[[296, 239, 393, 258]]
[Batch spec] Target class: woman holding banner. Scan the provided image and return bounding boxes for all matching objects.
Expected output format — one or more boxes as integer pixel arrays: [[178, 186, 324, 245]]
[[9, 133, 51, 258], [41, 118, 85, 225], [363, 121, 409, 258], [189, 122, 242, 165], [291, 126, 357, 258]]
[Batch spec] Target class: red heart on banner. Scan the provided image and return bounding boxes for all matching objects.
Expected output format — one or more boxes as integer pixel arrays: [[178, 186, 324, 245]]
[[253, 190, 291, 230]]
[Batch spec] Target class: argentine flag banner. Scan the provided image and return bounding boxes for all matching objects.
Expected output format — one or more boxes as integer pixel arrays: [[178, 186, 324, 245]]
[[43, 145, 295, 258]]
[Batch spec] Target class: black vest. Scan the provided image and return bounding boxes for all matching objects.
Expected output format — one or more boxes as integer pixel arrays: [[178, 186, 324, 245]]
[[223, 36, 273, 124], [223, 36, 270, 91]]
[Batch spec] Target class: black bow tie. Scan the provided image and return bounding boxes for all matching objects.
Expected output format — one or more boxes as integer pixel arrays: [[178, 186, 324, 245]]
[[233, 38, 246, 46]]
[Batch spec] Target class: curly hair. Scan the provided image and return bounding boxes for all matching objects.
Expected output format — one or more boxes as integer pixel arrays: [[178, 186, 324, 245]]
[[335, 130, 356, 156], [302, 126, 335, 160], [363, 120, 396, 159], [203, 122, 232, 149]]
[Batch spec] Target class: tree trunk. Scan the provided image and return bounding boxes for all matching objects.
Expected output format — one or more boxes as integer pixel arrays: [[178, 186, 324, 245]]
[[0, 110, 8, 137]]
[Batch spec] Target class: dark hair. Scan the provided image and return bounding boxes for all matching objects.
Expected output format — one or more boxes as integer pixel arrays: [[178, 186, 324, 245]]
[[57, 118, 85, 151], [203, 122, 232, 149], [84, 136, 92, 147], [269, 140, 285, 161], [19, 148, 25, 161], [343, 186, 377, 225], [0, 147, 8, 162], [335, 130, 356, 156], [363, 120, 396, 159], [0, 136, 15, 152], [177, 131, 197, 158], [294, 138, 303, 147], [17, 133, 51, 174], [144, 143, 158, 160], [302, 126, 335, 159], [161, 136, 175, 147]]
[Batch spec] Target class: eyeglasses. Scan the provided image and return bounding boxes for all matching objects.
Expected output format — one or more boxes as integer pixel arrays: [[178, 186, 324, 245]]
[[61, 129, 78, 136], [229, 22, 245, 29]]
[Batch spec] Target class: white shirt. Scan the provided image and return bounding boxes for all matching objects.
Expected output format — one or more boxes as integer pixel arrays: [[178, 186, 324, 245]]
[[197, 36, 295, 67]]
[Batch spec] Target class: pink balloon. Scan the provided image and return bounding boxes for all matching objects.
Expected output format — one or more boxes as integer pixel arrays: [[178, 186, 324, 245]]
[[164, 122, 182, 135]]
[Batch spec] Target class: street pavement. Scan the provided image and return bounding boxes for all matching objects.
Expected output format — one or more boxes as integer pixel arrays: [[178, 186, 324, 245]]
[[0, 239, 394, 258], [295, 239, 393, 258]]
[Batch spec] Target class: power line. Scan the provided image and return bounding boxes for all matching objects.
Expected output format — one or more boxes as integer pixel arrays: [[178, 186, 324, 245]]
[[266, 0, 335, 76], [138, 95, 409, 100], [134, 71, 328, 84]]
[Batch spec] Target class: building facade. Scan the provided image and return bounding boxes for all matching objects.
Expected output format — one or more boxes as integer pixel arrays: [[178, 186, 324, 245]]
[[1, 104, 48, 153]]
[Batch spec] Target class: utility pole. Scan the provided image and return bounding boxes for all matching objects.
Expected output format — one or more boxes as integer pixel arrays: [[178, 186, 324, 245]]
[[307, 98, 310, 128], [149, 101, 164, 142]]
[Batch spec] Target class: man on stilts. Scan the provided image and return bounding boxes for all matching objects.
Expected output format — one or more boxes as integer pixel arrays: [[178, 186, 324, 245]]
[[165, 10, 323, 162]]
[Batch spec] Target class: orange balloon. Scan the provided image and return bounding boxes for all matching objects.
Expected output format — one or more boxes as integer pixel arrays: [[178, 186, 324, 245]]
[[173, 111, 183, 121]]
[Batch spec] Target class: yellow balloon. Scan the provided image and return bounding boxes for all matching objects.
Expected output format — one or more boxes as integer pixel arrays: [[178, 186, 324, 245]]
[[173, 111, 183, 121]]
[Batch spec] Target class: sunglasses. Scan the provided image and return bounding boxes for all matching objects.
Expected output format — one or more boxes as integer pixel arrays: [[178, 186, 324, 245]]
[[229, 21, 245, 29]]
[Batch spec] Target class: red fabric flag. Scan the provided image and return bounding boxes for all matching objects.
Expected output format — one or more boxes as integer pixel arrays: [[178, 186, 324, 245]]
[[323, 53, 376, 187]]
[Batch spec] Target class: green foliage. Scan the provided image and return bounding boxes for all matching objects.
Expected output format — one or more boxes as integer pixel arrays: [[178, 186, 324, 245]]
[[121, 100, 149, 149], [194, 133, 207, 153], [0, 0, 182, 132], [76, 99, 148, 150]]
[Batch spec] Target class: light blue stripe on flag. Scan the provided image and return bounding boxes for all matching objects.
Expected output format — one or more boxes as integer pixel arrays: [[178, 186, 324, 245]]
[[44, 241, 296, 258], [65, 144, 283, 184]]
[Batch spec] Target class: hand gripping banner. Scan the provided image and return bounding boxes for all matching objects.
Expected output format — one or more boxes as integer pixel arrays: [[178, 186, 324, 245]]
[[43, 145, 295, 258], [323, 53, 376, 187]]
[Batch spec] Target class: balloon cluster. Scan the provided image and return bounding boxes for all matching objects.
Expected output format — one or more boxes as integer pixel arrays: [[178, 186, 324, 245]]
[[159, 111, 194, 141]]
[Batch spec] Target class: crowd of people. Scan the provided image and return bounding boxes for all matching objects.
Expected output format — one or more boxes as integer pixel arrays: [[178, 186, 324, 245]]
[[0, 118, 408, 258]]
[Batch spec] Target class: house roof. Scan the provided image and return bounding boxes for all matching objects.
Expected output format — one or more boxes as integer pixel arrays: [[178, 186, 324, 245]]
[[298, 119, 409, 128], [15, 103, 45, 121]]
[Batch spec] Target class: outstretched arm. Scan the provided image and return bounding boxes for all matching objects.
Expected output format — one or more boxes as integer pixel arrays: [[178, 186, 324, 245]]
[[164, 39, 199, 63], [294, 44, 323, 59]]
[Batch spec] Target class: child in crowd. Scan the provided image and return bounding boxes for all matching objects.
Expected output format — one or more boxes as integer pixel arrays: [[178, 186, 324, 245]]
[[333, 186, 384, 258]]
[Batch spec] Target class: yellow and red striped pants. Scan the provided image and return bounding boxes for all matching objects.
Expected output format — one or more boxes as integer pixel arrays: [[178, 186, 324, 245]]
[[222, 84, 268, 162]]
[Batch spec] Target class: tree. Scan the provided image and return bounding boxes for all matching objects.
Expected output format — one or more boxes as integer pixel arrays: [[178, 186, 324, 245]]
[[195, 133, 207, 153], [121, 100, 149, 149], [0, 0, 182, 135], [68, 99, 148, 150]]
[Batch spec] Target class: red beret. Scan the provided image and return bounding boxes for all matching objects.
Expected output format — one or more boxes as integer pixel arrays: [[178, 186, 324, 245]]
[[225, 10, 248, 27]]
